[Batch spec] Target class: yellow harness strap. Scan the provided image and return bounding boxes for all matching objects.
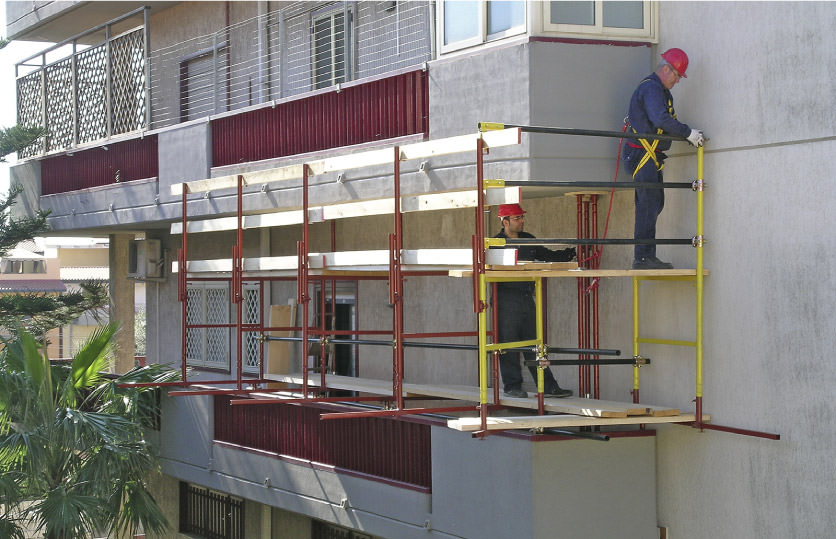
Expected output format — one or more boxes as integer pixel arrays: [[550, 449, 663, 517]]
[[630, 78, 676, 178]]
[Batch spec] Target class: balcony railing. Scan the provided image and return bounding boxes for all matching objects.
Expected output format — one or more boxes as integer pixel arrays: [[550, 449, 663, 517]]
[[15, 8, 150, 158], [16, 2, 433, 160], [214, 396, 432, 490]]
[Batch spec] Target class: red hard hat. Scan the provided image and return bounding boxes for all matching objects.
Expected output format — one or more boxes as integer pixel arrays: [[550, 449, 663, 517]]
[[661, 48, 689, 78], [498, 203, 526, 218]]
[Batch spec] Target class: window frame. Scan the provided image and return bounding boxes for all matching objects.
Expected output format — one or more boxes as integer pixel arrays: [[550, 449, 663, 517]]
[[438, 0, 528, 55], [241, 281, 261, 375], [541, 1, 656, 41], [311, 2, 355, 90], [185, 281, 231, 371]]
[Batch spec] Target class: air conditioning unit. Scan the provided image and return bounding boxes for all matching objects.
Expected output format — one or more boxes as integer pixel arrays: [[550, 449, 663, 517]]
[[128, 239, 163, 280]]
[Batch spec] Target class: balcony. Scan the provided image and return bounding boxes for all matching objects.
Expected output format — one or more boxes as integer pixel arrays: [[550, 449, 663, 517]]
[[15, 2, 433, 159]]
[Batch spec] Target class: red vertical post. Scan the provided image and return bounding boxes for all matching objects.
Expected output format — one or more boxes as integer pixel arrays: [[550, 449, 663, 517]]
[[392, 146, 404, 410], [180, 188, 189, 383], [299, 165, 311, 398], [575, 195, 584, 396], [235, 175, 244, 390], [591, 194, 600, 399]]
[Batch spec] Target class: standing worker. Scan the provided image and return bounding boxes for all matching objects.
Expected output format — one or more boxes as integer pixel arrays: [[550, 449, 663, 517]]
[[494, 203, 575, 399], [623, 48, 705, 270]]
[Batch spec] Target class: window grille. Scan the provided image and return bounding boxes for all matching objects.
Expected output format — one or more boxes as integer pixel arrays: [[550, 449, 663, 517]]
[[312, 520, 374, 539], [186, 282, 230, 370], [313, 6, 350, 90], [179, 482, 244, 539], [242, 282, 261, 374]]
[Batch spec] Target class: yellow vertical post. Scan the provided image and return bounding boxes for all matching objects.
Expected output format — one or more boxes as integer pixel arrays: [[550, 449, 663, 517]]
[[534, 277, 544, 395], [632, 276, 640, 400], [696, 146, 705, 404], [478, 273, 489, 406]]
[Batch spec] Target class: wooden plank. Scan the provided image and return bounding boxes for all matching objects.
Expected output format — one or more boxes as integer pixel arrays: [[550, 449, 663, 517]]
[[171, 211, 305, 235], [266, 303, 296, 389], [172, 164, 305, 196], [487, 262, 579, 271], [447, 413, 708, 432], [171, 188, 519, 235], [171, 129, 521, 197], [260, 373, 678, 418]]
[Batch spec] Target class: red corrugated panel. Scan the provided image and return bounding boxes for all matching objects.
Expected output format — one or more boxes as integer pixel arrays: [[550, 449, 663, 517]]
[[41, 135, 159, 195], [213, 396, 431, 489], [212, 70, 429, 167]]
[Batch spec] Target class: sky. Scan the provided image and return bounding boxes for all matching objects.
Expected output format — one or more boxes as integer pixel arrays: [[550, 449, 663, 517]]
[[1, 3, 51, 193]]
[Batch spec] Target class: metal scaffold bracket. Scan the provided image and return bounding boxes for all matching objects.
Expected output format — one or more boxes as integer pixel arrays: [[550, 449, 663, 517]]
[[483, 179, 506, 188], [485, 237, 505, 248]]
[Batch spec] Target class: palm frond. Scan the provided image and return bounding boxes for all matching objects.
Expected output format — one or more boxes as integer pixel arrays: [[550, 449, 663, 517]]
[[71, 323, 118, 391]]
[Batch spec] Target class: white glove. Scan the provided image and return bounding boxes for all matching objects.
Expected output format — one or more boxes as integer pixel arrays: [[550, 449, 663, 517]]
[[687, 129, 705, 147]]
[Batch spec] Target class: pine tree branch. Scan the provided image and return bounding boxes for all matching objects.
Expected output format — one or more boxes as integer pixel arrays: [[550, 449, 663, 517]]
[[0, 184, 51, 257], [0, 282, 110, 338]]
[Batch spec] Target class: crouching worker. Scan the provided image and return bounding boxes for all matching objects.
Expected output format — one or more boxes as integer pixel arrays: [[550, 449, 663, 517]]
[[494, 203, 574, 399]]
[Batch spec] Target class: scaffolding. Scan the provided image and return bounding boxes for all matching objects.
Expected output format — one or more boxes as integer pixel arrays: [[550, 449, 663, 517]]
[[153, 123, 779, 441]]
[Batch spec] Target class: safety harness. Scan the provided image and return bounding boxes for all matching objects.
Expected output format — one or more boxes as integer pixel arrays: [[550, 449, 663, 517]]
[[626, 78, 677, 178]]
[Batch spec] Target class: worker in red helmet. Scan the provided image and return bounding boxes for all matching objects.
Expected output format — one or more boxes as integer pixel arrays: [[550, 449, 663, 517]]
[[623, 47, 705, 269], [493, 203, 575, 399]]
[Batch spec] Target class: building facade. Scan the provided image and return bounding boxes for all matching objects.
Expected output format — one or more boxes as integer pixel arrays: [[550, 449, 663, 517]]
[[6, 1, 836, 538]]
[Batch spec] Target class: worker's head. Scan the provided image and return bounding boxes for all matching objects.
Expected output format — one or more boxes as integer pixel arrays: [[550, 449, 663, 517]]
[[498, 203, 526, 237], [657, 48, 689, 89]]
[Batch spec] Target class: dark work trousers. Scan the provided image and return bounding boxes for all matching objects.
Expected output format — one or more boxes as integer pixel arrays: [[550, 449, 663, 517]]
[[624, 147, 665, 260], [496, 290, 559, 392]]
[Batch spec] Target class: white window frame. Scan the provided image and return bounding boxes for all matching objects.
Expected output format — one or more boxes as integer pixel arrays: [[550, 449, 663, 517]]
[[311, 2, 354, 90], [185, 281, 230, 370], [241, 281, 261, 374], [541, 1, 656, 41], [438, 0, 528, 55]]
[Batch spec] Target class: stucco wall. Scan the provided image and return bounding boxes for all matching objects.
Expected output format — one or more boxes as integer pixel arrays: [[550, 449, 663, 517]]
[[650, 2, 836, 538]]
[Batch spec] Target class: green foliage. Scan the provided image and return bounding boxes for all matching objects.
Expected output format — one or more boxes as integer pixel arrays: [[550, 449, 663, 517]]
[[0, 125, 45, 161], [0, 184, 51, 257], [0, 326, 181, 538], [0, 281, 109, 338]]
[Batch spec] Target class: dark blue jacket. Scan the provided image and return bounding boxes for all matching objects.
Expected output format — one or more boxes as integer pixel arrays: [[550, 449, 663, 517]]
[[493, 229, 575, 298], [625, 72, 691, 154]]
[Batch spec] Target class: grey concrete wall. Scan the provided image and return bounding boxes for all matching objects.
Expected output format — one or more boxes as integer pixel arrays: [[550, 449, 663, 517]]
[[431, 427, 657, 538], [648, 2, 836, 538]]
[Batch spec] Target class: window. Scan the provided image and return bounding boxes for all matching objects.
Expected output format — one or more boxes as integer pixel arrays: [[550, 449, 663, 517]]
[[544, 1, 654, 39], [440, 0, 526, 53], [186, 282, 230, 370], [311, 519, 373, 539], [179, 482, 244, 539], [0, 259, 46, 274], [179, 44, 229, 122], [313, 5, 353, 89], [242, 281, 261, 374]]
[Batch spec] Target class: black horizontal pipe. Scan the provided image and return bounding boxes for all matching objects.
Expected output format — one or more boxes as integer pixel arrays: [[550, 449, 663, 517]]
[[501, 180, 694, 189], [523, 358, 648, 366], [485, 122, 687, 143], [264, 336, 620, 356], [543, 428, 610, 442], [504, 237, 694, 246]]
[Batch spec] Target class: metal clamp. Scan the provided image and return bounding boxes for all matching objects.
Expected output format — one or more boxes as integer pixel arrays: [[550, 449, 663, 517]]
[[633, 355, 649, 367], [691, 235, 705, 248], [691, 179, 704, 191], [536, 344, 549, 369]]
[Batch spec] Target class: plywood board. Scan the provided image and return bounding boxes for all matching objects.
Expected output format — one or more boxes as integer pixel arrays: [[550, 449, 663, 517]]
[[266, 303, 296, 389], [447, 413, 708, 432]]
